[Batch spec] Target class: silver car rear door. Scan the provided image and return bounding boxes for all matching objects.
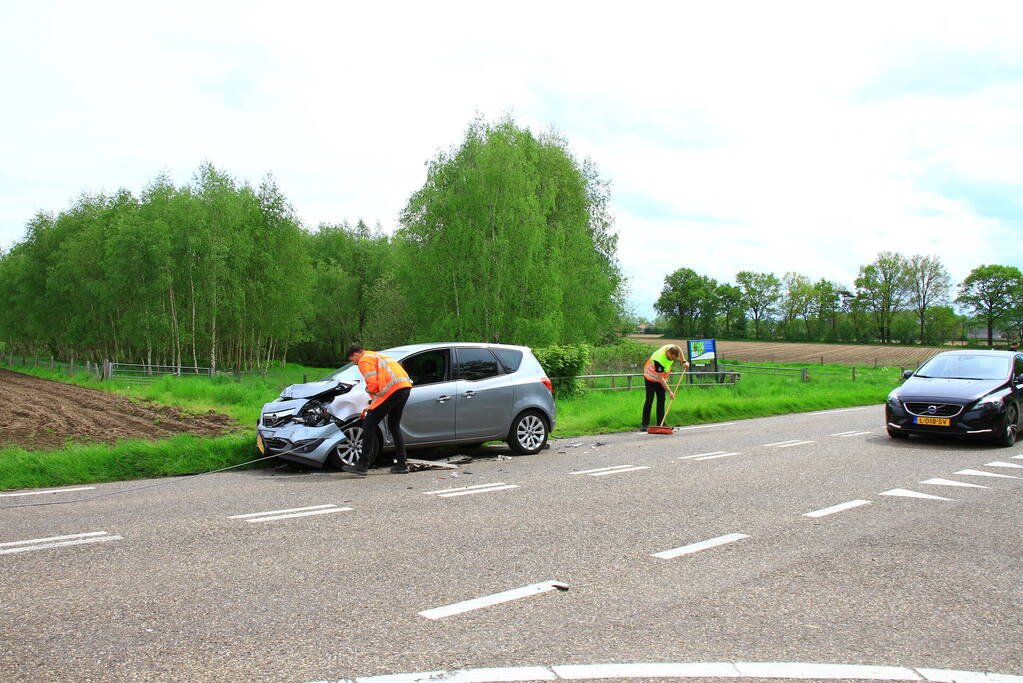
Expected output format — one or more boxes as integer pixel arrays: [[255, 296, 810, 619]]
[[453, 346, 514, 441]]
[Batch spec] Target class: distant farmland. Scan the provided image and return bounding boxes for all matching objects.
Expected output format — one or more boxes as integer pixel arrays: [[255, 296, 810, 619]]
[[641, 338, 948, 368]]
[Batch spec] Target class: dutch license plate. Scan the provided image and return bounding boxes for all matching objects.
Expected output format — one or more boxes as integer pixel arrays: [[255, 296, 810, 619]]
[[256, 434, 265, 453], [915, 416, 951, 426]]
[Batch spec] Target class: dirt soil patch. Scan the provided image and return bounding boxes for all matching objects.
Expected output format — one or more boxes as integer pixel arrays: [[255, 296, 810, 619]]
[[0, 368, 239, 451]]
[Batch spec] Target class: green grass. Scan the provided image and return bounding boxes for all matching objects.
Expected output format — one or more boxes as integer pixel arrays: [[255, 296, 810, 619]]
[[0, 358, 899, 489], [553, 368, 896, 436]]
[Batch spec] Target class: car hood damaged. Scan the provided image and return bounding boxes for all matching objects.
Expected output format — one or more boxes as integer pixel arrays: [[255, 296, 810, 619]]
[[278, 379, 358, 401]]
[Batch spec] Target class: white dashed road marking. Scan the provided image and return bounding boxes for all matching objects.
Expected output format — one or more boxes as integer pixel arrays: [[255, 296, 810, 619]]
[[229, 504, 352, 523], [0, 486, 95, 498], [880, 489, 953, 501], [678, 450, 733, 460], [829, 430, 873, 437], [803, 499, 871, 518], [920, 478, 990, 489], [314, 660, 1023, 683], [673, 422, 736, 431], [652, 532, 750, 560], [806, 406, 872, 415], [418, 580, 568, 620], [572, 465, 650, 476], [691, 452, 740, 461], [423, 483, 520, 498], [0, 531, 122, 555], [984, 461, 1023, 469], [954, 469, 1019, 479], [763, 439, 816, 448]]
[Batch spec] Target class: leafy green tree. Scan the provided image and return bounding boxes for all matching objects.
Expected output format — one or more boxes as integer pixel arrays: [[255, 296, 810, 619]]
[[906, 254, 951, 344], [854, 251, 910, 343], [655, 268, 719, 337], [398, 115, 622, 346], [956, 264, 1023, 347], [735, 271, 781, 339]]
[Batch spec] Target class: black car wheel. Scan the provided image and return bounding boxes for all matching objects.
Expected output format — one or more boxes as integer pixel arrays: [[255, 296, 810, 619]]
[[996, 405, 1019, 448], [507, 410, 548, 455], [887, 426, 909, 440], [327, 423, 380, 469]]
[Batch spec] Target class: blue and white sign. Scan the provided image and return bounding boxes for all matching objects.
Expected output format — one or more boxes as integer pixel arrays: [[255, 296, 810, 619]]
[[687, 339, 716, 362]]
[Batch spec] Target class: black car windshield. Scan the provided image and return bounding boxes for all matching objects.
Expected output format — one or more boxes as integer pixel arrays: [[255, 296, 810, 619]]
[[915, 354, 1010, 381]]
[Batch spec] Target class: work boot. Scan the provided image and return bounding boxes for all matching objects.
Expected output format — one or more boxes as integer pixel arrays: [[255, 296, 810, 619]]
[[639, 425, 649, 432], [390, 462, 410, 474], [341, 463, 368, 477]]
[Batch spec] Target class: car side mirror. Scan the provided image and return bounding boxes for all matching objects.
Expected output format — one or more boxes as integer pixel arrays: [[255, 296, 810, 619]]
[[902, 370, 914, 380]]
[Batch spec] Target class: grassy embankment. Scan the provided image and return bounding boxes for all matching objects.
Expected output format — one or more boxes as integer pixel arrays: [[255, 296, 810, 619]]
[[0, 360, 899, 490]]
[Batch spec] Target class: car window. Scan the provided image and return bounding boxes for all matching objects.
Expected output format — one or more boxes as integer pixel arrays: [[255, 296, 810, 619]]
[[323, 363, 364, 383], [1015, 355, 1023, 376], [493, 348, 523, 373], [456, 347, 501, 381], [401, 350, 450, 386], [916, 354, 1011, 380]]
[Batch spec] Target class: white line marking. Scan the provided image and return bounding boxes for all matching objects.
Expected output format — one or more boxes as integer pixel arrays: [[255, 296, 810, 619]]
[[880, 489, 952, 501], [418, 580, 567, 620], [829, 430, 859, 436], [553, 663, 741, 679], [423, 483, 508, 495], [692, 452, 740, 461], [439, 485, 519, 498], [839, 431, 874, 438], [1011, 454, 1023, 460], [0, 535, 122, 555], [804, 499, 871, 518], [678, 450, 728, 459], [762, 439, 803, 447], [588, 466, 651, 476], [920, 478, 990, 489], [245, 507, 352, 523], [775, 440, 816, 448], [955, 469, 1019, 479], [0, 531, 109, 548], [652, 532, 750, 560], [673, 422, 736, 431], [0, 486, 95, 498], [337, 660, 1023, 683], [806, 406, 872, 416], [572, 465, 635, 475], [984, 461, 1023, 469], [733, 662, 921, 679], [229, 504, 338, 519]]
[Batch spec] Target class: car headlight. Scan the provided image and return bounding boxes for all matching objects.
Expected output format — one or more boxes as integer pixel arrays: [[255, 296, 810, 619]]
[[291, 438, 326, 454], [975, 393, 1005, 409], [886, 391, 900, 406]]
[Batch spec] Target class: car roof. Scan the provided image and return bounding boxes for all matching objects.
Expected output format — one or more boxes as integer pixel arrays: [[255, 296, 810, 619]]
[[381, 342, 530, 357], [935, 349, 1016, 357]]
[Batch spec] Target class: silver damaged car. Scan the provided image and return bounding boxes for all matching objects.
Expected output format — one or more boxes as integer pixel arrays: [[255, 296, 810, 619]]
[[256, 343, 556, 468]]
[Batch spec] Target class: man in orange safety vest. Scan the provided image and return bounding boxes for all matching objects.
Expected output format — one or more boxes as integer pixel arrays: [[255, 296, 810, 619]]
[[344, 345, 413, 475]]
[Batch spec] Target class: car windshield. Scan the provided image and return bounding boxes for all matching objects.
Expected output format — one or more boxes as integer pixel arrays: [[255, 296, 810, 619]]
[[323, 363, 364, 383], [915, 354, 1010, 381]]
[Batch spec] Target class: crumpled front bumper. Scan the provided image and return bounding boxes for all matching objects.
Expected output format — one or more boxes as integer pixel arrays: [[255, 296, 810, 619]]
[[257, 421, 346, 467]]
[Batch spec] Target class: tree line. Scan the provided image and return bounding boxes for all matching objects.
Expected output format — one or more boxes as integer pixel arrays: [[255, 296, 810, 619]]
[[653, 254, 1023, 346], [0, 117, 624, 369]]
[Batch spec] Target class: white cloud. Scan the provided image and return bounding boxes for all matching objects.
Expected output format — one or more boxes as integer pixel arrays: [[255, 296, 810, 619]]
[[1, 1, 1022, 319]]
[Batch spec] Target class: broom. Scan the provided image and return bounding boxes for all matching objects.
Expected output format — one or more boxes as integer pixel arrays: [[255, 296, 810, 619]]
[[648, 365, 687, 435]]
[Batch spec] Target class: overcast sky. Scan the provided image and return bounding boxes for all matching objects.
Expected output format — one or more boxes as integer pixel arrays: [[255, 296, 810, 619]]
[[2, 1, 1022, 319]]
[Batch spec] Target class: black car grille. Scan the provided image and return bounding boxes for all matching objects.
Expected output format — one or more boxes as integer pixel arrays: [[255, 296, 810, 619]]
[[265, 437, 290, 452], [904, 402, 963, 418], [262, 413, 293, 428]]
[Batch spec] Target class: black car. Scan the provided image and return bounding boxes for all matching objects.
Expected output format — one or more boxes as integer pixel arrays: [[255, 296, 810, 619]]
[[886, 350, 1023, 447]]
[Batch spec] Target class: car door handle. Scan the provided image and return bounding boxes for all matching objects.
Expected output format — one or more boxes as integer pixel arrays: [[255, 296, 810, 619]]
[[436, 395, 451, 403], [463, 390, 477, 398]]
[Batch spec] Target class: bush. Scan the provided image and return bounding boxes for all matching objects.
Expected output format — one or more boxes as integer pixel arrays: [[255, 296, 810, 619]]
[[533, 344, 591, 396], [589, 338, 654, 373]]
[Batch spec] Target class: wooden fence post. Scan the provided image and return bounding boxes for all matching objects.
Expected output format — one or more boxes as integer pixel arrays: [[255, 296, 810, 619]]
[[851, 367, 856, 382], [801, 368, 809, 382]]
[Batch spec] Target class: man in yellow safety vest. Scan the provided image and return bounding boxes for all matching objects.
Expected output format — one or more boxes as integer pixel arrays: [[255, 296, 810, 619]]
[[641, 344, 689, 431], [344, 345, 414, 475]]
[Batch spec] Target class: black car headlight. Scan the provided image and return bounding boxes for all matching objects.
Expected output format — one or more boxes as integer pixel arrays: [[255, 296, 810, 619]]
[[973, 394, 1004, 412], [886, 391, 901, 407]]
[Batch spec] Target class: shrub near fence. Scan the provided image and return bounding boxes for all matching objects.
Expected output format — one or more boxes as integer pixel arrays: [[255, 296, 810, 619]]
[[3, 354, 104, 380], [534, 344, 591, 396]]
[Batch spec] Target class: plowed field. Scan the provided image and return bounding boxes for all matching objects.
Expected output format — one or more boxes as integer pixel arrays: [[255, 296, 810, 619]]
[[647, 338, 947, 367], [0, 368, 238, 451]]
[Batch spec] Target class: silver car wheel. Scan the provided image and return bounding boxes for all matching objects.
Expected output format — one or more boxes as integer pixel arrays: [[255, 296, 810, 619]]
[[516, 414, 546, 452], [334, 426, 364, 466]]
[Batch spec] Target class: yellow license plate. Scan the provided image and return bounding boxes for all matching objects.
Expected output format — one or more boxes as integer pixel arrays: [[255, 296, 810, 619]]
[[915, 416, 951, 426], [256, 434, 265, 453]]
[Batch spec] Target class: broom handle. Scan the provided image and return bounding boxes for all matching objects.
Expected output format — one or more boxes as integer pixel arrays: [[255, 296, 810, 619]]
[[658, 364, 688, 427]]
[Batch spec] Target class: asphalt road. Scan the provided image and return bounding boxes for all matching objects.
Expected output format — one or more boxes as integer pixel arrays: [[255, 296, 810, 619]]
[[2, 406, 1022, 683]]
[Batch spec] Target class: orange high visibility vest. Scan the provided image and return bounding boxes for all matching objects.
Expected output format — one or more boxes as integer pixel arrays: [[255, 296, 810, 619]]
[[358, 351, 413, 410], [643, 345, 676, 383]]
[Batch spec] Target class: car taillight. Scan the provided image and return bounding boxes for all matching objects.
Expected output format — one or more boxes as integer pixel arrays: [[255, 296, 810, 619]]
[[541, 377, 553, 393]]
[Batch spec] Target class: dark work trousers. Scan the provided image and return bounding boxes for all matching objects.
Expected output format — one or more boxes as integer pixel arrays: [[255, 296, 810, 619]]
[[641, 379, 666, 427], [359, 387, 411, 470]]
